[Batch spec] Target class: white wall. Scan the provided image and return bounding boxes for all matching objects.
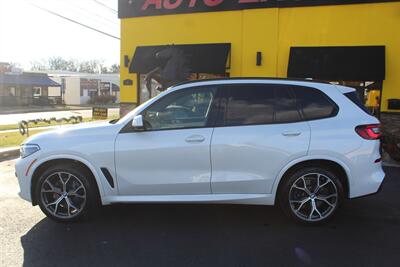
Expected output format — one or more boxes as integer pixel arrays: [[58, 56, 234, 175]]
[[64, 77, 81, 105], [48, 87, 61, 97], [48, 77, 61, 97], [48, 73, 120, 105]]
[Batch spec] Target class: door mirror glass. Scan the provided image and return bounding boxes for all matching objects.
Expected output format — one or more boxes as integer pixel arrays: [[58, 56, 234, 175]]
[[132, 115, 144, 130]]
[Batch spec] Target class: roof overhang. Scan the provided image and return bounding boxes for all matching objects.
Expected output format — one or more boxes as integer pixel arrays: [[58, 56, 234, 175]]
[[0, 73, 61, 87], [129, 43, 231, 75], [288, 46, 386, 81]]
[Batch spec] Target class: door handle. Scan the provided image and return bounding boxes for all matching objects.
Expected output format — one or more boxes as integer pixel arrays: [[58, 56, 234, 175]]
[[282, 131, 301, 137], [185, 135, 205, 143]]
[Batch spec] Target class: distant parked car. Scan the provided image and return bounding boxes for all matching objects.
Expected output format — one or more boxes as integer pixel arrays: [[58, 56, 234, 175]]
[[15, 78, 385, 225]]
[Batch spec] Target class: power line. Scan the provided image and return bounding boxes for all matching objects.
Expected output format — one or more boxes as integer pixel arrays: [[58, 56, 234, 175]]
[[66, 1, 119, 26], [93, 0, 118, 14], [31, 3, 120, 40]]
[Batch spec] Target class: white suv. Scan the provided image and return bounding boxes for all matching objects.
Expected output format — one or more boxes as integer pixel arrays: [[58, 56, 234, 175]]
[[15, 78, 385, 224]]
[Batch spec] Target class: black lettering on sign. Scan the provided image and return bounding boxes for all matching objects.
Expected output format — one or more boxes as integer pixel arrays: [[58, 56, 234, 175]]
[[93, 107, 108, 120], [119, 0, 399, 18]]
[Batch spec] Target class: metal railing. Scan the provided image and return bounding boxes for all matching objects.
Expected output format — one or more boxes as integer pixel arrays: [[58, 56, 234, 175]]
[[18, 116, 83, 136]]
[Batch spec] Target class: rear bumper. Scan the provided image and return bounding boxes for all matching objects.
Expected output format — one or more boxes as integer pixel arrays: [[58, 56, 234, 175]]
[[376, 176, 385, 194], [349, 167, 385, 199], [350, 175, 385, 199]]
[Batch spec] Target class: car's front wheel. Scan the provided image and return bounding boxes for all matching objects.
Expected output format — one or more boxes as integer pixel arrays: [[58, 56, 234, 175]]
[[279, 167, 344, 225], [35, 163, 98, 223]]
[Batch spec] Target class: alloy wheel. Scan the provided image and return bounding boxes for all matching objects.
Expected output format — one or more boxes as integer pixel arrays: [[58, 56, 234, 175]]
[[40, 171, 87, 219], [289, 172, 338, 222]]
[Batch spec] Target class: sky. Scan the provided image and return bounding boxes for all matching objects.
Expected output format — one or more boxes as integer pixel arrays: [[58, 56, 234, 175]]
[[0, 0, 120, 70]]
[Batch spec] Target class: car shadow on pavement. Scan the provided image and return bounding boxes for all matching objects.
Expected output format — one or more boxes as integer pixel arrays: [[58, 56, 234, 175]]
[[21, 168, 400, 267]]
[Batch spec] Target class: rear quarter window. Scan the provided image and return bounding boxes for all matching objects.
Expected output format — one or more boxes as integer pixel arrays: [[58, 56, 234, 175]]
[[344, 91, 371, 115], [292, 86, 338, 121]]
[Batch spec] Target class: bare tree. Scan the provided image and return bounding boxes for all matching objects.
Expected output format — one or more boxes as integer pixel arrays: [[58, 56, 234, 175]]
[[30, 60, 48, 71], [79, 59, 103, 73], [29, 57, 118, 73], [109, 64, 120, 73]]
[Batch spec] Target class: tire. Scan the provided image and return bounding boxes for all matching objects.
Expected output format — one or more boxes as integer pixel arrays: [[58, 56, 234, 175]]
[[279, 167, 344, 225], [35, 163, 99, 223]]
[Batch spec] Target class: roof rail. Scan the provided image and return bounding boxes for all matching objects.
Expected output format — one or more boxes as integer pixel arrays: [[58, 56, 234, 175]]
[[173, 77, 332, 87]]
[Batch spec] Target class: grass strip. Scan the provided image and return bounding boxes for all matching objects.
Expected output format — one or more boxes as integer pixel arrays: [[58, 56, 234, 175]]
[[0, 116, 119, 131], [0, 129, 46, 148]]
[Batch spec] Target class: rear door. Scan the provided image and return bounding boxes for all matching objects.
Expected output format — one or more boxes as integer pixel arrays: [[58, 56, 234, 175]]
[[210, 84, 311, 194]]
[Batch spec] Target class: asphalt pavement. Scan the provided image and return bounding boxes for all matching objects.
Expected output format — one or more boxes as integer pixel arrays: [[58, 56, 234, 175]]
[[1, 159, 399, 267]]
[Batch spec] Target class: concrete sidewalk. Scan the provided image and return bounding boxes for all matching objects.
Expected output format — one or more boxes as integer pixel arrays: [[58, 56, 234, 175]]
[[0, 105, 89, 115], [0, 125, 63, 134], [0, 108, 119, 126]]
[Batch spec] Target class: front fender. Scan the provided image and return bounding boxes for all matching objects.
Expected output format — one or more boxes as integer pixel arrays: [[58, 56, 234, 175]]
[[29, 153, 108, 205]]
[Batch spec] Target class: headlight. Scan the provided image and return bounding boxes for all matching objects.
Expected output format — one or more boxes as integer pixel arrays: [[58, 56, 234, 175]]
[[20, 144, 40, 158]]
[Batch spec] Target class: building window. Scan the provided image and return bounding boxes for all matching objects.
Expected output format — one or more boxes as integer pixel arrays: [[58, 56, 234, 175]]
[[8, 87, 16, 96], [33, 87, 42, 97]]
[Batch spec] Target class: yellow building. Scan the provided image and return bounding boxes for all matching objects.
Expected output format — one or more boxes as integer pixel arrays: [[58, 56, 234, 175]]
[[118, 0, 400, 132]]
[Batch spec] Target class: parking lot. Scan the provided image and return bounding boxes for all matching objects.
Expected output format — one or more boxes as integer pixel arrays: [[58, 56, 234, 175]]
[[1, 158, 399, 267]]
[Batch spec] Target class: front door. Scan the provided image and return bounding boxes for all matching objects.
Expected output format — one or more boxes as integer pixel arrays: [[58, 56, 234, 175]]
[[115, 86, 218, 195]]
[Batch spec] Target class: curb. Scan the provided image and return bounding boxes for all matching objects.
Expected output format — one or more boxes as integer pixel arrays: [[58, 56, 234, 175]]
[[0, 147, 19, 162], [0, 107, 88, 115]]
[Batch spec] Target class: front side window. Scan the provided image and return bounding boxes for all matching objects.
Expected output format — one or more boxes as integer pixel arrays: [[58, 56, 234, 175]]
[[142, 87, 216, 131]]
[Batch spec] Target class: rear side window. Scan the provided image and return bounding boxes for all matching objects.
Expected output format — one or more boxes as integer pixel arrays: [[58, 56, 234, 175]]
[[219, 84, 302, 127], [274, 87, 302, 123], [222, 85, 275, 126], [344, 91, 371, 114], [293, 87, 338, 121]]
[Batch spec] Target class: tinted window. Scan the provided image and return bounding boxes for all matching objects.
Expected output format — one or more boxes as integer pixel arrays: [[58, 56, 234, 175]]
[[344, 91, 371, 114], [222, 85, 274, 126], [293, 87, 337, 120], [274, 87, 302, 123], [142, 87, 216, 130]]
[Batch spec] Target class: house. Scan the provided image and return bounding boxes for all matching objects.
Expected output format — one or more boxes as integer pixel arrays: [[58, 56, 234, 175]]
[[0, 65, 61, 106]]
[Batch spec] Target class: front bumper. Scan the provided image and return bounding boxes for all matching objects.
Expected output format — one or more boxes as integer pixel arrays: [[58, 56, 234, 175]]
[[15, 157, 33, 203]]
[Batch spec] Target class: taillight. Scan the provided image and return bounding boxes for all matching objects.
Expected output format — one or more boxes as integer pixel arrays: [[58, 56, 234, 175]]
[[355, 124, 381, 140]]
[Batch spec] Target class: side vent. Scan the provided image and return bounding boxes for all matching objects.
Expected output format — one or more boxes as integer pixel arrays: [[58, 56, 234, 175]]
[[101, 168, 115, 188]]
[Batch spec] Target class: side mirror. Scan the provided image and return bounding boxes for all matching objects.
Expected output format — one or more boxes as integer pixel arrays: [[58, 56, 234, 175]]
[[132, 115, 144, 131]]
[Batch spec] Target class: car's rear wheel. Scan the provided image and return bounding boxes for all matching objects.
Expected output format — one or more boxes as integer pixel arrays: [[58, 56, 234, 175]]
[[35, 163, 97, 223], [279, 167, 344, 225]]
